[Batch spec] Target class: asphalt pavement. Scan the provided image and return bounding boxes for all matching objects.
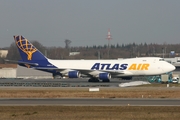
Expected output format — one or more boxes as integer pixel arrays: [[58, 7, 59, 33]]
[[0, 98, 179, 106]]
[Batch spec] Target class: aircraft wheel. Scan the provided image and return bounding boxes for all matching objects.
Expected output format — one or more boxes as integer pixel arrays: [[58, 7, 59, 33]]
[[88, 78, 99, 82], [53, 75, 62, 79], [102, 79, 110, 82]]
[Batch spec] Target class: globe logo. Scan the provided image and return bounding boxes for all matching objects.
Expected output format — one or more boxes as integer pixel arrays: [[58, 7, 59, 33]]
[[15, 36, 37, 60]]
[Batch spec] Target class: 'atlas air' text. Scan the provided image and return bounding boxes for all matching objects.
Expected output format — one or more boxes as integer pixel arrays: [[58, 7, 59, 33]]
[[91, 63, 150, 70]]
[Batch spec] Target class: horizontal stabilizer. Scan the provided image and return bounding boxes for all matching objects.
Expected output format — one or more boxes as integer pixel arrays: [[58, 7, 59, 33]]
[[33, 67, 60, 70], [5, 59, 39, 66]]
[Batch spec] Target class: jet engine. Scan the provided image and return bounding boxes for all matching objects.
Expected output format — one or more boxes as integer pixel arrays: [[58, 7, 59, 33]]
[[99, 73, 111, 80], [68, 71, 81, 78]]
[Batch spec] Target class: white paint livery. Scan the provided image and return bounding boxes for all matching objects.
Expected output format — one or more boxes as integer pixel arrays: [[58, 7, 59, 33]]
[[47, 57, 175, 77], [13, 35, 175, 82]]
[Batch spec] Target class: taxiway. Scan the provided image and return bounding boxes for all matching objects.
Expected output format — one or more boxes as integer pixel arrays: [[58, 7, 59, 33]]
[[0, 98, 180, 106]]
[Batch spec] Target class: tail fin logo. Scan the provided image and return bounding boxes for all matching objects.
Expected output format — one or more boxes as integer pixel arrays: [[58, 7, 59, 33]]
[[14, 36, 37, 60]]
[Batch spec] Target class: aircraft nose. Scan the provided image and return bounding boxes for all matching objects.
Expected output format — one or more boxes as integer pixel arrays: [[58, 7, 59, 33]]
[[163, 63, 175, 73], [167, 64, 175, 72], [170, 64, 176, 71]]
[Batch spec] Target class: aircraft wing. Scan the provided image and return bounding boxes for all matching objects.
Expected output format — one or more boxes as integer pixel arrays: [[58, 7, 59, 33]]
[[33, 67, 127, 77]]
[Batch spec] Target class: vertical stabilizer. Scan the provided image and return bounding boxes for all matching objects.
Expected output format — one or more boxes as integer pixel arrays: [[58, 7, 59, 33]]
[[14, 35, 47, 61]]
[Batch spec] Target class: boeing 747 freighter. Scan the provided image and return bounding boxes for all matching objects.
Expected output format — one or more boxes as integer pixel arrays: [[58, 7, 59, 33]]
[[10, 35, 175, 82]]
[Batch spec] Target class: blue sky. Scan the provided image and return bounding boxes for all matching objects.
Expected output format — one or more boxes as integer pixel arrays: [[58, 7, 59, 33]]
[[0, 0, 180, 47]]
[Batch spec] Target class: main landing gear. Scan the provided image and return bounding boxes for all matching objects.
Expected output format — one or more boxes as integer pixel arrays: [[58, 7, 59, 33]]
[[88, 78, 110, 82], [53, 73, 62, 79], [88, 78, 99, 82]]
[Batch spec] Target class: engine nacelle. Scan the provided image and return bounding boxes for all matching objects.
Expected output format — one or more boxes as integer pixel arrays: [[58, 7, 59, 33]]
[[68, 71, 81, 78], [99, 73, 111, 80]]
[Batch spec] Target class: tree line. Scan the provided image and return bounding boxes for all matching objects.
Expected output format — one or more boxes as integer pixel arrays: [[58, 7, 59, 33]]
[[0, 41, 180, 63]]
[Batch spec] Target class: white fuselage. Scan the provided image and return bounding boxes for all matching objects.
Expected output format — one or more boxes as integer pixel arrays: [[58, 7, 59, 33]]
[[47, 57, 175, 77]]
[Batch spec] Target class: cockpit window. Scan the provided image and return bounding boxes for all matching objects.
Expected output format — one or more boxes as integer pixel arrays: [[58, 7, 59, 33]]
[[159, 59, 164, 61]]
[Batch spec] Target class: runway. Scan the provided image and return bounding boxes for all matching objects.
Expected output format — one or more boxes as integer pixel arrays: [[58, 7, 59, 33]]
[[0, 98, 180, 106]]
